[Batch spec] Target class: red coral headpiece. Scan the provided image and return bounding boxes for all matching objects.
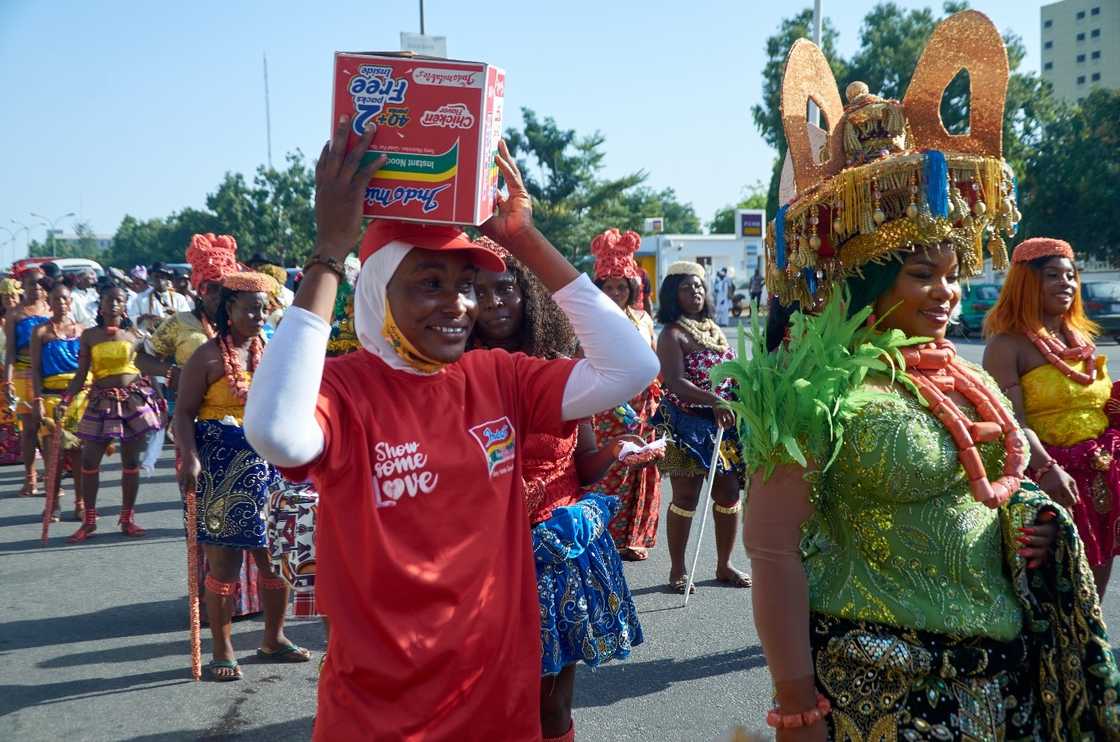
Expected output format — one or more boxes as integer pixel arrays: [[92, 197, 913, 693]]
[[1011, 237, 1074, 264], [186, 233, 239, 290], [591, 229, 641, 280]]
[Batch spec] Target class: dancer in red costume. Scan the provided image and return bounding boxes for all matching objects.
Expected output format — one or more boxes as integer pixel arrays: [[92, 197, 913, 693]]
[[243, 119, 658, 740], [587, 228, 663, 560]]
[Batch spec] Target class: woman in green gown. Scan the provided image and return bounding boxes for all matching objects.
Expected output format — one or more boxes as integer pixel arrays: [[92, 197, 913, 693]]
[[726, 11, 1120, 740]]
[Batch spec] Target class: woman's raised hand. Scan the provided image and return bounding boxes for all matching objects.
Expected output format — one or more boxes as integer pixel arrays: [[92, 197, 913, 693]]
[[481, 140, 535, 246], [313, 115, 387, 259]]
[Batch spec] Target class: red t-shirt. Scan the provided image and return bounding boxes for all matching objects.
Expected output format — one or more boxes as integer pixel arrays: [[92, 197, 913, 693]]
[[282, 347, 576, 742]]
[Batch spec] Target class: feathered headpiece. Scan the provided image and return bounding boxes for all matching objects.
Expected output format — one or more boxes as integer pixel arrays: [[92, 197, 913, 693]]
[[186, 234, 240, 290], [766, 10, 1020, 306], [590, 229, 641, 281]]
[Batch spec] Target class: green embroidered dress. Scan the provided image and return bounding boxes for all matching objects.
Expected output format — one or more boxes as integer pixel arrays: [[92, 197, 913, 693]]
[[718, 293, 1120, 741]]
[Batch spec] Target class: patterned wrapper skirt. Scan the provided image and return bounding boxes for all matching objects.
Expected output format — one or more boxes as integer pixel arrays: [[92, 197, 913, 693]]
[[1044, 427, 1120, 567], [11, 367, 36, 414], [77, 381, 161, 443], [652, 399, 743, 481], [533, 493, 643, 676], [39, 390, 89, 451], [194, 419, 280, 549], [267, 479, 320, 617], [810, 613, 1042, 740]]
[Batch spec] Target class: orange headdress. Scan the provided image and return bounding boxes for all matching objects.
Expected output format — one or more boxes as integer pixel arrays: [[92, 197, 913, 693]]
[[222, 271, 278, 294], [186, 234, 239, 290], [766, 10, 1021, 306], [591, 229, 641, 281], [1012, 237, 1074, 263]]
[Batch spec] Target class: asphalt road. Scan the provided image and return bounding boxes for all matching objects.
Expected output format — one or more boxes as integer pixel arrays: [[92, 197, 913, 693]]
[[4, 335, 1120, 741]]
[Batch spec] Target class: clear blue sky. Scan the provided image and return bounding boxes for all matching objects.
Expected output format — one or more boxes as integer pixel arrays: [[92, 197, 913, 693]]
[[0, 0, 1045, 262]]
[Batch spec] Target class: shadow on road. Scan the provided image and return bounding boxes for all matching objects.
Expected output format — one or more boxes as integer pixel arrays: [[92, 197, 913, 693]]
[[0, 598, 185, 653], [0, 668, 192, 717], [126, 717, 315, 741], [0, 527, 186, 553], [574, 644, 765, 706]]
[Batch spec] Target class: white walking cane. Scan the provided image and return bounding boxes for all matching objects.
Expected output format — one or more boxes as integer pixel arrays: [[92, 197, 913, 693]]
[[683, 424, 726, 606]]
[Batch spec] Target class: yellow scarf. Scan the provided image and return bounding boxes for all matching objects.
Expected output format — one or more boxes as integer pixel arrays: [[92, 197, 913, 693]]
[[381, 300, 446, 374]]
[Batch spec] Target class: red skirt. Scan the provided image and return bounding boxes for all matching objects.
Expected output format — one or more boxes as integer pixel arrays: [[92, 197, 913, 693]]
[[1045, 427, 1120, 567]]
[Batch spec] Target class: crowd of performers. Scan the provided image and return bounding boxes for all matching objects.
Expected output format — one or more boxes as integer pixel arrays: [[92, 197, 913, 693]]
[[8, 10, 1120, 740]]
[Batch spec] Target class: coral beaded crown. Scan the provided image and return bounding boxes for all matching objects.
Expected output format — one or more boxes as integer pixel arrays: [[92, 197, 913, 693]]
[[766, 10, 1021, 306]]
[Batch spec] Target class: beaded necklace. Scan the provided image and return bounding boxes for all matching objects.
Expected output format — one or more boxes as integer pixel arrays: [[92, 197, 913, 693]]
[[675, 316, 729, 352], [219, 334, 263, 402], [1026, 326, 1096, 386], [899, 339, 1027, 508]]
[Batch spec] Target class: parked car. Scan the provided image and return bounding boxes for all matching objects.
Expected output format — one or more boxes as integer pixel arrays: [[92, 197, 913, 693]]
[[952, 282, 1000, 338], [1081, 281, 1120, 342], [8, 257, 104, 278]]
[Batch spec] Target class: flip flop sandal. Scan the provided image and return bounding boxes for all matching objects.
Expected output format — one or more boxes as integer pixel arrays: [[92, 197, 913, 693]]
[[670, 575, 696, 594], [620, 548, 649, 562], [717, 571, 753, 588], [256, 643, 312, 663], [207, 659, 242, 682]]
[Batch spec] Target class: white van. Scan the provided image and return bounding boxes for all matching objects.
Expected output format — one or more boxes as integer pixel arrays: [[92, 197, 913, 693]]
[[50, 258, 104, 278]]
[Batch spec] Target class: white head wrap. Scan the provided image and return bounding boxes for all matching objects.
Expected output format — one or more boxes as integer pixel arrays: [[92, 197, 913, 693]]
[[354, 239, 435, 375]]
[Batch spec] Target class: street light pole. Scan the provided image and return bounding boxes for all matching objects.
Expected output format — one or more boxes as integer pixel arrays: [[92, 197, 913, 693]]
[[9, 220, 31, 262], [30, 211, 76, 256], [809, 0, 823, 127], [419, 0, 425, 34]]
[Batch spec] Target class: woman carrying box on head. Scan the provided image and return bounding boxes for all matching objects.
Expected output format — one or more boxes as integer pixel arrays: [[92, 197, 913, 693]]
[[243, 117, 659, 741]]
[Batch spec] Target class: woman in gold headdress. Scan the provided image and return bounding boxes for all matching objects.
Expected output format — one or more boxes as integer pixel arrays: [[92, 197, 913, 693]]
[[726, 11, 1120, 739]]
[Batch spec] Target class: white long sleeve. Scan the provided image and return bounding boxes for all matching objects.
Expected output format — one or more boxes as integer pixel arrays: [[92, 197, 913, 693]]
[[555, 274, 661, 420], [243, 274, 660, 469], [244, 306, 329, 467]]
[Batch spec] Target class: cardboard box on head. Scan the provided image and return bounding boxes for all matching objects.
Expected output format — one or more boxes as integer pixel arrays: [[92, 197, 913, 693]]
[[332, 51, 506, 226]]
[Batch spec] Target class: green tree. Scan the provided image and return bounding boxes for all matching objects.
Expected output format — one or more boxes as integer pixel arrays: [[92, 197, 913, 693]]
[[1018, 89, 1120, 262], [708, 182, 769, 234]]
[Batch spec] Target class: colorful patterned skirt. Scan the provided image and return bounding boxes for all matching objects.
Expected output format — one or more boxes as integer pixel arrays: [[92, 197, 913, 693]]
[[39, 389, 88, 451], [194, 419, 280, 549], [810, 613, 1043, 740], [1044, 427, 1120, 567], [533, 493, 643, 676], [652, 399, 743, 482], [0, 405, 21, 465], [590, 389, 663, 551], [77, 380, 161, 443]]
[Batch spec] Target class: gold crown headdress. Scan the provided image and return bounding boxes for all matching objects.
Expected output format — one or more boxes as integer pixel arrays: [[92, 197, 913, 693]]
[[766, 10, 1021, 306]]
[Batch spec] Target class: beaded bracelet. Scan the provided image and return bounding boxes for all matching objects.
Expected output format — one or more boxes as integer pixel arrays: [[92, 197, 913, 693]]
[[766, 693, 832, 729], [303, 254, 347, 281]]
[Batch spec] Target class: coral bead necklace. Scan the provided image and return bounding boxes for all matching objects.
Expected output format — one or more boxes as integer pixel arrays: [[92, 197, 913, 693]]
[[900, 340, 1027, 508], [219, 334, 263, 402], [1026, 325, 1096, 385]]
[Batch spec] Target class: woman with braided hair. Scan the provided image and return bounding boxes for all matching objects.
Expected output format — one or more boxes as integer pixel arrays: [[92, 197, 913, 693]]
[[174, 271, 309, 682], [469, 236, 643, 742], [61, 283, 163, 543], [588, 228, 663, 561]]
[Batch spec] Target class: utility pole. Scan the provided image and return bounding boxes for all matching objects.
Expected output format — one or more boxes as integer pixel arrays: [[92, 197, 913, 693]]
[[810, 0, 823, 127], [419, 0, 425, 34], [264, 53, 273, 169]]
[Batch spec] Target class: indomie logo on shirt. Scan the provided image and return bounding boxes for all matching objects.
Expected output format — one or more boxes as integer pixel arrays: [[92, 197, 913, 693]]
[[468, 417, 516, 478]]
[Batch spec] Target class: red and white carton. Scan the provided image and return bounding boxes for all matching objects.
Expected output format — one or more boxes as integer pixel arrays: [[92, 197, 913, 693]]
[[332, 51, 505, 226]]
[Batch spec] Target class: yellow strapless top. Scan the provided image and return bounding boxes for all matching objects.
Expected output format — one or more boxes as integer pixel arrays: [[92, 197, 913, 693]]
[[1022, 355, 1110, 447], [91, 340, 141, 381], [198, 373, 249, 424]]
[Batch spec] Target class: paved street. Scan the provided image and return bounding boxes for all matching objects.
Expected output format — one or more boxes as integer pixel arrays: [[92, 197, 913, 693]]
[[4, 334, 1120, 741]]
